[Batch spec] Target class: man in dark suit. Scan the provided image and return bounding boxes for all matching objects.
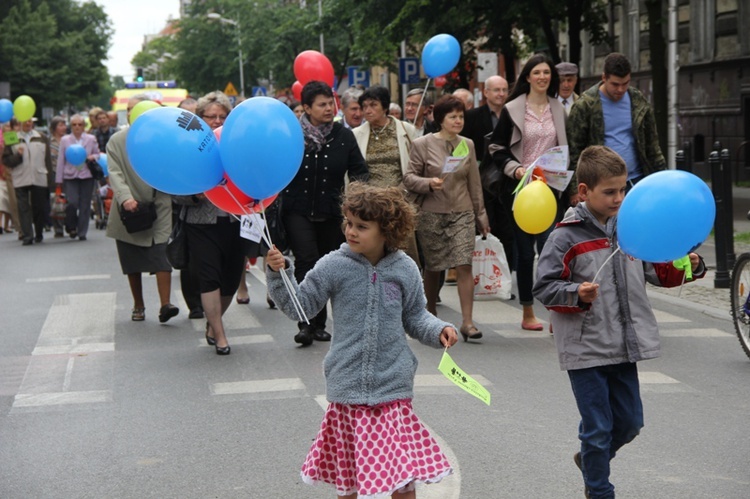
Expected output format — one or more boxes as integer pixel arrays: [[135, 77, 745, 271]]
[[463, 75, 508, 161], [463, 75, 515, 272]]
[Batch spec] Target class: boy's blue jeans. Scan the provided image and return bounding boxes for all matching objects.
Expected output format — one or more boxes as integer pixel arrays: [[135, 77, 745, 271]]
[[568, 363, 644, 499]]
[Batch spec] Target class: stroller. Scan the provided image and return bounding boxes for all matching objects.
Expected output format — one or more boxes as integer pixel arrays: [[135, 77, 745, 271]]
[[93, 183, 112, 229]]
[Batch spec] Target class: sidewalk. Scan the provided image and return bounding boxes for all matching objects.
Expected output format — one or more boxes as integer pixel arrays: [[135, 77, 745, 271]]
[[645, 185, 750, 319]]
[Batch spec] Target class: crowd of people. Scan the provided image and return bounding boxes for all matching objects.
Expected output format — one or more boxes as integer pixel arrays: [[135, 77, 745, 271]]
[[4, 51, 700, 499]]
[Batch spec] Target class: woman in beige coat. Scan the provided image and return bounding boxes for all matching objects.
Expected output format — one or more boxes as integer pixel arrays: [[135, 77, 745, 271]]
[[404, 95, 490, 342], [106, 97, 177, 323]]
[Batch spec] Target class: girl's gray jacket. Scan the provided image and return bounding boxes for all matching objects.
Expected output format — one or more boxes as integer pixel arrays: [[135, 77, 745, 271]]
[[532, 203, 705, 371], [266, 244, 453, 406]]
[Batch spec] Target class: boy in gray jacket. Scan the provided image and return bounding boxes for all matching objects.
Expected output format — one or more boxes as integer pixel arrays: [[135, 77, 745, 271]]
[[533, 146, 705, 499]]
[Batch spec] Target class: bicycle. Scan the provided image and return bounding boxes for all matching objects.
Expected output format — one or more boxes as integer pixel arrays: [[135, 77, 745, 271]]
[[731, 212, 750, 359]]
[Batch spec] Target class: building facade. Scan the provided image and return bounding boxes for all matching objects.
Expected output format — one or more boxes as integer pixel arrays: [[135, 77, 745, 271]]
[[578, 0, 750, 180]]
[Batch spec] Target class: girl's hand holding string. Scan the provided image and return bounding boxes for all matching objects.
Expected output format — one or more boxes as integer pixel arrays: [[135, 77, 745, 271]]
[[266, 246, 286, 272], [440, 326, 458, 348]]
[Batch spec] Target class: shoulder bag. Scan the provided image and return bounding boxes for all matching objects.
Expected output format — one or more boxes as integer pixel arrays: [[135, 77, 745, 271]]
[[120, 190, 157, 234], [166, 206, 188, 269]]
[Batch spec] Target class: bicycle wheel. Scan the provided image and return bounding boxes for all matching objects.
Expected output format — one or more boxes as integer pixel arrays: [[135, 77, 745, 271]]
[[730, 252, 750, 359]]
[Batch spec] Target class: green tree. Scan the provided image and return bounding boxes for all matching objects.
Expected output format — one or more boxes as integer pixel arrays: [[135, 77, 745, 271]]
[[0, 0, 112, 113]]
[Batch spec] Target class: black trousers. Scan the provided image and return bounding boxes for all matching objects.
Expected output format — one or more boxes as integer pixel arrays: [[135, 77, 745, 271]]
[[283, 212, 344, 331], [15, 185, 48, 243]]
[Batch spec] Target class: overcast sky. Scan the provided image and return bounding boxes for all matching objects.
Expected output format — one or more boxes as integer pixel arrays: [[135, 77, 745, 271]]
[[96, 0, 181, 79]]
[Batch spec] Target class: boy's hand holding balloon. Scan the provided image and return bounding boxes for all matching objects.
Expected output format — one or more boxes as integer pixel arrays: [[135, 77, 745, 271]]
[[578, 282, 599, 303]]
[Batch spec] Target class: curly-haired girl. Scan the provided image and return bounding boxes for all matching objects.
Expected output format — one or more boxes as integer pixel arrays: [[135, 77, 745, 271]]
[[266, 182, 458, 498]]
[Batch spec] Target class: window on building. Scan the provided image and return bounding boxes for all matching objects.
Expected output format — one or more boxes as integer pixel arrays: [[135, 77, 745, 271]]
[[690, 0, 716, 62], [625, 0, 640, 71]]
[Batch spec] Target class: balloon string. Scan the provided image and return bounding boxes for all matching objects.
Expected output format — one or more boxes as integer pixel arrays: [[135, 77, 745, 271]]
[[216, 185, 308, 323], [677, 270, 686, 298], [413, 78, 431, 129], [592, 247, 620, 285]]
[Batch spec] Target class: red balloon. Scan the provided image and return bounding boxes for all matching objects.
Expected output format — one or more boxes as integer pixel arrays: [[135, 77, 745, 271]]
[[293, 50, 334, 87], [292, 81, 303, 102], [213, 125, 222, 141], [205, 175, 277, 215], [434, 75, 447, 87]]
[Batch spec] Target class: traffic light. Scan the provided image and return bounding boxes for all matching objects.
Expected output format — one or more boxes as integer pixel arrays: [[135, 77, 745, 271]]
[[136, 67, 144, 82]]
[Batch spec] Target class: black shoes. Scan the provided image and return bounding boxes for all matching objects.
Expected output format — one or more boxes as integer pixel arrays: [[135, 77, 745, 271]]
[[189, 308, 205, 319], [205, 323, 230, 354], [311, 329, 331, 341], [295, 325, 331, 345], [158, 304, 179, 323], [294, 325, 314, 346], [205, 323, 216, 346]]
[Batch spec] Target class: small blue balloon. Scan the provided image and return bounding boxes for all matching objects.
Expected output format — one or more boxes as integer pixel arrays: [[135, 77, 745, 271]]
[[98, 153, 108, 177], [421, 34, 461, 78], [0, 99, 12, 122], [126, 107, 223, 195], [220, 97, 304, 200], [65, 144, 87, 166], [617, 170, 715, 262]]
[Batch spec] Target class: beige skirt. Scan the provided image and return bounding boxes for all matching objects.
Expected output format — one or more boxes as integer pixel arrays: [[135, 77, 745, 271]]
[[417, 210, 475, 271]]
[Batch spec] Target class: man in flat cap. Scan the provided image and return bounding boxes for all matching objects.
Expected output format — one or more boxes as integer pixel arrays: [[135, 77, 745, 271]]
[[556, 62, 579, 116]]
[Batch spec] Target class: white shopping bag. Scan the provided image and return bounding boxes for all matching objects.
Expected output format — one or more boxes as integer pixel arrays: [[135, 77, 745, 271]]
[[472, 234, 513, 300]]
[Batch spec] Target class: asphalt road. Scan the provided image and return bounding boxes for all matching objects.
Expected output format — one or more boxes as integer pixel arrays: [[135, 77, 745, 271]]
[[1, 228, 749, 498]]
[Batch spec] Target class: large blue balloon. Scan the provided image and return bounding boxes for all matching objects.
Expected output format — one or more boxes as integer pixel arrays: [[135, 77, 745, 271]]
[[126, 107, 223, 195], [617, 170, 715, 262], [219, 97, 304, 200], [421, 34, 461, 78], [0, 99, 12, 122], [65, 144, 87, 166], [98, 153, 108, 177]]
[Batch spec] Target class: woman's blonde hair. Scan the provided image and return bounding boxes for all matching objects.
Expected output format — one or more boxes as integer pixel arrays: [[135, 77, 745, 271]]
[[341, 182, 416, 251]]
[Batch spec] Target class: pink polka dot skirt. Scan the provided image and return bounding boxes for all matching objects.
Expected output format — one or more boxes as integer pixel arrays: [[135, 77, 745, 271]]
[[300, 399, 453, 498]]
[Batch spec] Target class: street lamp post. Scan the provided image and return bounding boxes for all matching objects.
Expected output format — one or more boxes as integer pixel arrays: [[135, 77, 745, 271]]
[[207, 13, 244, 98]]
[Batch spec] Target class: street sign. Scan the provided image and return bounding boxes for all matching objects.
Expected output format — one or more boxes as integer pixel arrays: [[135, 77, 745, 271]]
[[476, 52, 499, 83], [347, 66, 370, 88], [252, 86, 267, 97], [224, 82, 238, 97], [399, 57, 420, 85]]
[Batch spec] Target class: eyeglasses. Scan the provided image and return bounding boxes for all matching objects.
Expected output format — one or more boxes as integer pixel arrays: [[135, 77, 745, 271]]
[[71, 123, 84, 127], [203, 114, 227, 121]]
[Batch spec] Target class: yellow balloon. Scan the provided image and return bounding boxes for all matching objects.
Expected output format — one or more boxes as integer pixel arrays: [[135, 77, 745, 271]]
[[129, 100, 160, 124], [513, 180, 557, 234], [13, 95, 36, 122]]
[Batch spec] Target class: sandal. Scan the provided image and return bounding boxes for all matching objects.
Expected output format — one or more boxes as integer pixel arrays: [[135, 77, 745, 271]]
[[459, 325, 483, 342], [131, 308, 145, 321]]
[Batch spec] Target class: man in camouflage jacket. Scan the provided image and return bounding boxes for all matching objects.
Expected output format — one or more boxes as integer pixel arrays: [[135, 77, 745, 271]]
[[566, 53, 665, 199]]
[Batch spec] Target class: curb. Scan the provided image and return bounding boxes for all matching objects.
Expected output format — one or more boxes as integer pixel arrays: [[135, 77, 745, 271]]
[[646, 288, 732, 323]]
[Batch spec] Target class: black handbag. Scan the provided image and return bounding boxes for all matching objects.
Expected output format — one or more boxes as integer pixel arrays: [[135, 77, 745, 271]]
[[86, 159, 105, 180], [120, 201, 157, 233], [166, 208, 188, 270]]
